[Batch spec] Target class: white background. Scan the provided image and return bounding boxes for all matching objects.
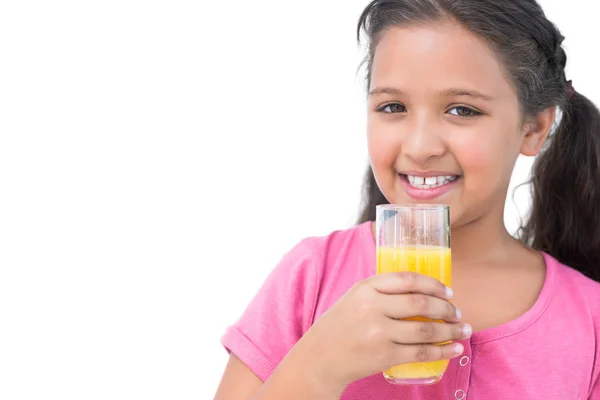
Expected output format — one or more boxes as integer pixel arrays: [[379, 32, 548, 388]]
[[0, 0, 598, 399]]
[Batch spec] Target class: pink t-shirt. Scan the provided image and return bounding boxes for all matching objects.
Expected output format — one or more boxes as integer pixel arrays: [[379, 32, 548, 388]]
[[221, 222, 600, 399]]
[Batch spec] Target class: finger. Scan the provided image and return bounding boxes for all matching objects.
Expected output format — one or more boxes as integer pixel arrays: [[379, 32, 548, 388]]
[[385, 319, 472, 344], [394, 342, 465, 364], [369, 271, 452, 300], [378, 293, 461, 322]]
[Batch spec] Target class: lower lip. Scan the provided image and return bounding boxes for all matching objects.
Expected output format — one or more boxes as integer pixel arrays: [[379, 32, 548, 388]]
[[399, 175, 460, 200]]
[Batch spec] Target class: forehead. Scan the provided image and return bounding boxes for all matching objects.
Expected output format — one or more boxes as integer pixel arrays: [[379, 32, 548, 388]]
[[370, 22, 516, 100]]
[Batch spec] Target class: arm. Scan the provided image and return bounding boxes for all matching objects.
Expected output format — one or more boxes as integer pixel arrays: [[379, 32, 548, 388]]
[[216, 241, 463, 399], [215, 348, 346, 400], [213, 355, 262, 400]]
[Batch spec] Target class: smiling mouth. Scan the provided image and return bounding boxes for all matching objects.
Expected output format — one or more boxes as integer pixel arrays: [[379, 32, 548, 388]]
[[400, 174, 461, 189]]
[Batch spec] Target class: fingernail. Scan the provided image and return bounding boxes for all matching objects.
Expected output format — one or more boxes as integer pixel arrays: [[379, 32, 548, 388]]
[[454, 343, 464, 354], [455, 308, 462, 320], [445, 286, 454, 299], [462, 324, 472, 338]]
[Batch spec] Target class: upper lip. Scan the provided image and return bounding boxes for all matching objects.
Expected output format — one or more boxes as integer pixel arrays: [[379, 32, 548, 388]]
[[399, 171, 461, 177]]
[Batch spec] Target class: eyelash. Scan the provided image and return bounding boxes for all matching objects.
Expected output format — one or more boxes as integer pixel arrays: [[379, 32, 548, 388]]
[[376, 103, 482, 117]]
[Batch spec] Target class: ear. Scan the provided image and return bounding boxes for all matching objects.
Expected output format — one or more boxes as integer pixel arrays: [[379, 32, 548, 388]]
[[520, 106, 557, 156]]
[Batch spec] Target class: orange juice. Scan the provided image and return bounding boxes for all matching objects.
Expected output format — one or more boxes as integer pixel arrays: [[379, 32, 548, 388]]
[[376, 246, 452, 384]]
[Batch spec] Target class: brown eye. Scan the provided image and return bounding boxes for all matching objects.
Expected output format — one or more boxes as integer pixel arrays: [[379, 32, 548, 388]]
[[448, 106, 481, 117], [379, 103, 406, 113]]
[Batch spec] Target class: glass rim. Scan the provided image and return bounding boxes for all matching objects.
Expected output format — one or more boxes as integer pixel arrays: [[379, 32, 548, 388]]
[[376, 204, 449, 211]]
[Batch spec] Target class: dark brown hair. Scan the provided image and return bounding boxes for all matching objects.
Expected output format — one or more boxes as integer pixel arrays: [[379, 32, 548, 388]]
[[356, 0, 600, 281]]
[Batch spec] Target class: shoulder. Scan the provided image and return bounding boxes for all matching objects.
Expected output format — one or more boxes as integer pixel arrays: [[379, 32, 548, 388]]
[[543, 254, 600, 397], [264, 221, 373, 285], [550, 255, 600, 305], [248, 221, 373, 295], [291, 222, 375, 318], [283, 221, 373, 270], [276, 221, 374, 313], [547, 254, 600, 338]]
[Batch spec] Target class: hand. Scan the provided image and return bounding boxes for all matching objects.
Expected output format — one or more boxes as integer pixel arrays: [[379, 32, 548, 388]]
[[297, 272, 470, 388]]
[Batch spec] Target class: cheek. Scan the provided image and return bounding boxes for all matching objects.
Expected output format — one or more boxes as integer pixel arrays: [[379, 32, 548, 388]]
[[451, 124, 519, 187], [454, 136, 495, 169], [367, 117, 401, 168]]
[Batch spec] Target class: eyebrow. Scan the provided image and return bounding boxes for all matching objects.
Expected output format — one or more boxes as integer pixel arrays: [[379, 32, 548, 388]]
[[440, 88, 494, 102], [368, 87, 402, 96], [368, 86, 494, 102]]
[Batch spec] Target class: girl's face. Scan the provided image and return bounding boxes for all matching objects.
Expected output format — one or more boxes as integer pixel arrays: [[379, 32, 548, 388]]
[[367, 22, 551, 227]]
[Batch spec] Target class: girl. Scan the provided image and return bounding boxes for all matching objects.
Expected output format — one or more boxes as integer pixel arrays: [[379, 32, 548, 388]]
[[215, 0, 600, 399]]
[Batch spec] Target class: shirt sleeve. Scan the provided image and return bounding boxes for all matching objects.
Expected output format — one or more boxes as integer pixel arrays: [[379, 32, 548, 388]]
[[220, 239, 321, 382]]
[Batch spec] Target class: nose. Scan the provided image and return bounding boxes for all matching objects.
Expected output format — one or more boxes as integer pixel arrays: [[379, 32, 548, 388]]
[[402, 114, 446, 165]]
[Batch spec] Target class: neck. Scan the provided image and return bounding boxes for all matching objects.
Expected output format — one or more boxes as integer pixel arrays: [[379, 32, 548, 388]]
[[450, 203, 520, 265]]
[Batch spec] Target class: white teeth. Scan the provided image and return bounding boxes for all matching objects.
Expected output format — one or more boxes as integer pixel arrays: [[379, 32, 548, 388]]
[[406, 174, 458, 189]]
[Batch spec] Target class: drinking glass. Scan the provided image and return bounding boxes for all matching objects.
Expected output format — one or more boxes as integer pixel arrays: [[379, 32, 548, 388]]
[[375, 204, 451, 385]]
